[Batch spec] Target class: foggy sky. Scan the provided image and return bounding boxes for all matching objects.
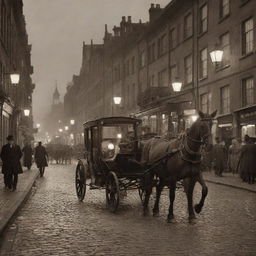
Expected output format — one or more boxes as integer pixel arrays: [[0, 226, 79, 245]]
[[23, 0, 169, 125]]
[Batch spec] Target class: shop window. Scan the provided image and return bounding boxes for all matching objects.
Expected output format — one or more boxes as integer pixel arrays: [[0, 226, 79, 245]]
[[219, 0, 230, 19], [149, 115, 157, 133], [242, 18, 254, 55], [242, 77, 254, 106], [220, 85, 230, 114], [242, 125, 256, 139], [199, 4, 208, 34], [199, 48, 208, 79]]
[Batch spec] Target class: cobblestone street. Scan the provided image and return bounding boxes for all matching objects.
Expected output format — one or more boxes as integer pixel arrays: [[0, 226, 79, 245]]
[[0, 164, 256, 256]]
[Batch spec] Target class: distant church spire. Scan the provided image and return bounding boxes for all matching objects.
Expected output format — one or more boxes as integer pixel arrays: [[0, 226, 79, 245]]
[[53, 81, 60, 105]]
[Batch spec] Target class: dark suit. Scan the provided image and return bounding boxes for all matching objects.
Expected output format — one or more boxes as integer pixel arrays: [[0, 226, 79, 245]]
[[1, 143, 23, 189]]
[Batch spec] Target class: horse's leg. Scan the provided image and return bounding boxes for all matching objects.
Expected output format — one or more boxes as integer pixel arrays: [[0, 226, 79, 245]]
[[167, 177, 176, 223], [153, 178, 164, 217], [185, 176, 196, 221], [194, 172, 208, 214], [143, 172, 153, 216]]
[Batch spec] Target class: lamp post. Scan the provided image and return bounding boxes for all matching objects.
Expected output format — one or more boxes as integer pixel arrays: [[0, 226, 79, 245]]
[[10, 72, 20, 85], [171, 79, 183, 92], [112, 96, 122, 116], [210, 49, 224, 64]]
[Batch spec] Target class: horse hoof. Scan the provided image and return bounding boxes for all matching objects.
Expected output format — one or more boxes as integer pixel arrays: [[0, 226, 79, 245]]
[[194, 204, 202, 214], [167, 216, 175, 223], [188, 215, 197, 224], [153, 212, 160, 217]]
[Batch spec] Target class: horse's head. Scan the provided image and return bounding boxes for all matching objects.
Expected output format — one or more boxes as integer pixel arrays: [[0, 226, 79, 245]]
[[189, 110, 217, 146]]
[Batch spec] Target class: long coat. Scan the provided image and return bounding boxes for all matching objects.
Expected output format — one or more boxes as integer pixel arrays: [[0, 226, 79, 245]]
[[22, 145, 33, 168], [212, 143, 226, 171], [35, 145, 48, 168], [1, 144, 23, 174]]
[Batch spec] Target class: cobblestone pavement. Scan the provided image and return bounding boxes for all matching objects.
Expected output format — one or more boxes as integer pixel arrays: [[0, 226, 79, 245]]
[[0, 164, 256, 256]]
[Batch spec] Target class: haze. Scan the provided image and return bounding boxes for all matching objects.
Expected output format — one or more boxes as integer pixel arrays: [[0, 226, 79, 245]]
[[23, 0, 169, 124]]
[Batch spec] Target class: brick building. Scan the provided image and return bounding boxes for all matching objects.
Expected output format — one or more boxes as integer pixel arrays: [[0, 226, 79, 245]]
[[0, 0, 35, 147], [65, 0, 256, 144]]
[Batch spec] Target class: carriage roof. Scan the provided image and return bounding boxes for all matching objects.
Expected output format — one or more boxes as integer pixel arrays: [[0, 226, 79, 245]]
[[83, 116, 141, 129]]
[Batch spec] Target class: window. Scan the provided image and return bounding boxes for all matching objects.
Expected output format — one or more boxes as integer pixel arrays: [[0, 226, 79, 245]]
[[199, 4, 208, 34], [220, 0, 230, 19], [199, 48, 208, 78], [149, 74, 155, 87], [184, 54, 193, 84], [170, 28, 177, 49], [242, 18, 254, 55], [126, 60, 130, 76], [148, 43, 156, 63], [184, 13, 193, 38], [139, 51, 146, 68], [219, 32, 230, 67], [131, 57, 135, 74], [158, 34, 166, 57], [200, 93, 209, 113], [220, 86, 230, 114], [158, 69, 167, 87], [242, 77, 254, 106], [170, 65, 177, 83]]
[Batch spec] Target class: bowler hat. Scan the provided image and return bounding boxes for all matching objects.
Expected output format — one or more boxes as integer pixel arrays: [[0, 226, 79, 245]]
[[7, 135, 14, 141]]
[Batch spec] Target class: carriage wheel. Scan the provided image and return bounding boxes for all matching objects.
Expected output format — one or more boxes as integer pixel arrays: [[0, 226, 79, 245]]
[[106, 172, 120, 213], [75, 164, 86, 201]]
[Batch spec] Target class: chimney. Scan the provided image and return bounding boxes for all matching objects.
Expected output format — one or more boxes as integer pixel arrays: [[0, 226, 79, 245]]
[[105, 24, 108, 32], [122, 16, 126, 22], [128, 16, 132, 23], [149, 3, 162, 23]]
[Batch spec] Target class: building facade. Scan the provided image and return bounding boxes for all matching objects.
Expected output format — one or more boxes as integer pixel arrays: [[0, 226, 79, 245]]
[[0, 0, 35, 147], [64, 0, 256, 145]]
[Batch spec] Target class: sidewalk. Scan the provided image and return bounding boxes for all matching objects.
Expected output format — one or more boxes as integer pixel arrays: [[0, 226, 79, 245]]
[[0, 169, 38, 235], [203, 171, 256, 193]]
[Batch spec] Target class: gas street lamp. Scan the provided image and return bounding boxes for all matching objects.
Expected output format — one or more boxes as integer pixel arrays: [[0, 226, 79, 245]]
[[59, 128, 63, 133], [172, 80, 183, 92], [210, 49, 224, 64], [65, 126, 69, 131], [113, 96, 122, 105], [10, 72, 20, 85], [24, 109, 30, 117], [70, 119, 75, 125], [36, 123, 40, 128]]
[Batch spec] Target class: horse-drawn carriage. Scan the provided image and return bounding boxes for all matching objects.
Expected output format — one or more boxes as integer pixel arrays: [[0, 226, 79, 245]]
[[75, 117, 148, 212], [75, 112, 216, 221]]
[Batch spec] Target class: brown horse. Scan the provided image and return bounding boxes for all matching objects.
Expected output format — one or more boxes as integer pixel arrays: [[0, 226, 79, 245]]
[[141, 110, 217, 222]]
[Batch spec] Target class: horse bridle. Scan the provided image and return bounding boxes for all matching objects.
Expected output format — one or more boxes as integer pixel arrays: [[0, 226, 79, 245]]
[[186, 117, 212, 145]]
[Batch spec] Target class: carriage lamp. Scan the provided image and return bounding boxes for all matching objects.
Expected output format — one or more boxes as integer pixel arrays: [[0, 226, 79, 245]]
[[107, 143, 115, 150], [172, 81, 182, 92], [210, 49, 224, 64], [24, 109, 30, 117], [191, 115, 198, 122], [65, 126, 69, 131], [113, 96, 122, 105], [10, 72, 20, 85], [70, 119, 75, 125], [117, 133, 122, 139]]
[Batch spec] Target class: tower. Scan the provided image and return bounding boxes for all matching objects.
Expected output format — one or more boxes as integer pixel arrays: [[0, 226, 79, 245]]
[[53, 81, 60, 105]]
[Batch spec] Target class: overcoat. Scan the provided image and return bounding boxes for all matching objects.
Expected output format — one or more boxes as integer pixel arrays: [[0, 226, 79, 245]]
[[1, 144, 23, 174], [35, 145, 48, 168], [212, 143, 226, 171], [22, 145, 33, 167]]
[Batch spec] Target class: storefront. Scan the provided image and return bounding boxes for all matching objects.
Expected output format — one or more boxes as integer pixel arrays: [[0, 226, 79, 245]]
[[235, 105, 256, 140], [216, 114, 233, 147]]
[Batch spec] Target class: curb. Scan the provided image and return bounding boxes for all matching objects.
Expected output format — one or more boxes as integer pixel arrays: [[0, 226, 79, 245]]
[[205, 179, 256, 194], [0, 170, 39, 236]]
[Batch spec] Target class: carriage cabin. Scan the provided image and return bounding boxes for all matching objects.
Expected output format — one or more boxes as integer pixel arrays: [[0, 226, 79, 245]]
[[83, 117, 142, 166]]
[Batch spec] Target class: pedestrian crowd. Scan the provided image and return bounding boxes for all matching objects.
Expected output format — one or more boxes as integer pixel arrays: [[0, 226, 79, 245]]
[[202, 134, 256, 184], [1, 135, 48, 191]]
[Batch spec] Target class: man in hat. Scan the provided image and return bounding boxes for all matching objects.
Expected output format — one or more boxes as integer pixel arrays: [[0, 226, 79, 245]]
[[35, 142, 48, 177], [1, 135, 23, 191]]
